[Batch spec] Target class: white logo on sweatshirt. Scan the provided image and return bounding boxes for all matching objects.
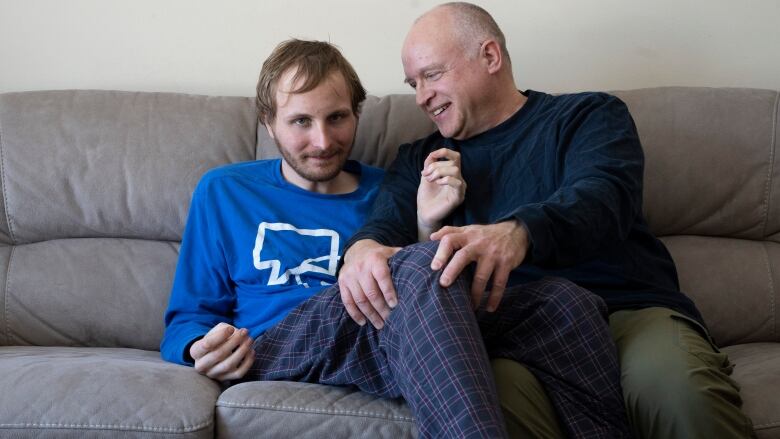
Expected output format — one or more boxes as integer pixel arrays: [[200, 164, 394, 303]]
[[252, 222, 339, 287]]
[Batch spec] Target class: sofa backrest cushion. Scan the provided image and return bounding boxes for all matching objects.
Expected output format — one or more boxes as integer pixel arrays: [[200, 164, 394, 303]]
[[0, 90, 256, 348], [615, 87, 779, 345]]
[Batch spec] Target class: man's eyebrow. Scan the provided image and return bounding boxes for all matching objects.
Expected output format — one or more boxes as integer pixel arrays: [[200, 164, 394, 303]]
[[284, 112, 311, 120]]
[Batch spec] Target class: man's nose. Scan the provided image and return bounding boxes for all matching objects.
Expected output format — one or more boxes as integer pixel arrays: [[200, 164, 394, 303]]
[[312, 124, 333, 150], [415, 82, 434, 108]]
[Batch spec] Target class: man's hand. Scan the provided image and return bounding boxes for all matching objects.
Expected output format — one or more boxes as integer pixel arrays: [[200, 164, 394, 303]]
[[190, 322, 254, 381], [430, 221, 529, 312], [417, 148, 466, 241], [338, 239, 402, 329]]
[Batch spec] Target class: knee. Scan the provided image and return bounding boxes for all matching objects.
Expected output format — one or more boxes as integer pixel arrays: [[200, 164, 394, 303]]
[[386, 241, 471, 309], [387, 241, 439, 279], [620, 348, 747, 436]]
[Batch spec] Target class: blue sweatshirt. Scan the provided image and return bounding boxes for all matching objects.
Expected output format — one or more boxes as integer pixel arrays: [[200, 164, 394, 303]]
[[348, 90, 703, 324], [161, 159, 383, 365]]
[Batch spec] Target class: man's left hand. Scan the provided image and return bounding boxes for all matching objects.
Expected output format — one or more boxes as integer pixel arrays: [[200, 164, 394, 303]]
[[429, 220, 529, 312]]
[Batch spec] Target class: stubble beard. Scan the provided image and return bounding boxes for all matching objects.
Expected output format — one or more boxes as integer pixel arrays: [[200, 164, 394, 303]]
[[275, 139, 350, 183]]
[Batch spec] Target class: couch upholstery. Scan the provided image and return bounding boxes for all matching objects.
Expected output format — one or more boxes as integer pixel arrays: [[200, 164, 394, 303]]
[[0, 87, 777, 438]]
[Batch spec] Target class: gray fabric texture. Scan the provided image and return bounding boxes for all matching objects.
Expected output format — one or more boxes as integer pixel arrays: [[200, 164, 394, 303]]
[[723, 343, 780, 438], [216, 381, 416, 439], [0, 90, 257, 245], [0, 346, 219, 438], [3, 238, 177, 349]]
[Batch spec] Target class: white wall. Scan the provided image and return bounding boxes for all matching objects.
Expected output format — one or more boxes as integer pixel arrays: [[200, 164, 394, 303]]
[[1, 0, 778, 97]]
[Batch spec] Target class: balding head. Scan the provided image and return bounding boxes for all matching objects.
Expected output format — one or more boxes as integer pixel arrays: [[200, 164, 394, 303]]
[[415, 2, 510, 64], [401, 2, 524, 140]]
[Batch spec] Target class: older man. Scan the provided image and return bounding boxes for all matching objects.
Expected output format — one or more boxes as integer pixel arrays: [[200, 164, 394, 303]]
[[340, 2, 754, 438]]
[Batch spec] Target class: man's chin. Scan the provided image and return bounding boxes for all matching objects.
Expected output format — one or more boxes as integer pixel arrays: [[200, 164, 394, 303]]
[[298, 163, 344, 183]]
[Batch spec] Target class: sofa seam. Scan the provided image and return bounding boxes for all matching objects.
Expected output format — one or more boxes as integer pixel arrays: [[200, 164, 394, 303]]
[[0, 113, 16, 244], [0, 419, 213, 433], [768, 90, 779, 340], [754, 420, 780, 429], [767, 241, 778, 340], [761, 90, 778, 239], [216, 401, 415, 422], [3, 245, 12, 345]]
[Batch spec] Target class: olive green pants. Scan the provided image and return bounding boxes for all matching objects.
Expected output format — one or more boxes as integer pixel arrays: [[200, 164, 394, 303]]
[[491, 307, 756, 438]]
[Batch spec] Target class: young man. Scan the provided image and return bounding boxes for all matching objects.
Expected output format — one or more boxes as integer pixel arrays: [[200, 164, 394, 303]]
[[162, 39, 630, 438], [340, 3, 755, 438]]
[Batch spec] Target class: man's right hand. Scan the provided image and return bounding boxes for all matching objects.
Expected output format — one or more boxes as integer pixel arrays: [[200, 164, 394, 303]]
[[190, 322, 254, 381], [338, 239, 402, 329]]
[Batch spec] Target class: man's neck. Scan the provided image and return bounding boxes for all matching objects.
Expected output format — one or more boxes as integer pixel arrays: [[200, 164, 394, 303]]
[[492, 89, 527, 129]]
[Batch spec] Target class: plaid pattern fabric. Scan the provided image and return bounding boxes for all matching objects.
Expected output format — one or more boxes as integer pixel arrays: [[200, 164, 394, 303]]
[[247, 241, 631, 438]]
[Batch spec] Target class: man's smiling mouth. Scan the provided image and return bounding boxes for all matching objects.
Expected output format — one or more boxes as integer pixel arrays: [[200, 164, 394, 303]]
[[432, 103, 450, 117]]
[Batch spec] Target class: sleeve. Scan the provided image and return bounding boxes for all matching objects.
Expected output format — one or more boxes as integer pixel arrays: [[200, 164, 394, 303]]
[[507, 95, 645, 267], [160, 177, 235, 365], [345, 142, 423, 250]]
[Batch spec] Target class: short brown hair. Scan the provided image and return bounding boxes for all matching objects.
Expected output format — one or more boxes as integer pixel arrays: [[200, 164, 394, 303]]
[[256, 39, 367, 124]]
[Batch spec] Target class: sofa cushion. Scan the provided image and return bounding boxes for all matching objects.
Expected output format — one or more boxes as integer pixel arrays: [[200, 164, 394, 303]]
[[1, 239, 177, 349], [0, 90, 257, 245], [661, 236, 779, 346], [614, 87, 779, 242], [722, 343, 780, 439], [0, 346, 220, 438], [216, 381, 416, 438]]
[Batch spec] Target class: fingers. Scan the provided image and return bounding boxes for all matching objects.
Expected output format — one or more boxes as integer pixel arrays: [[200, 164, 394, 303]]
[[424, 147, 460, 165], [430, 229, 458, 270], [190, 322, 234, 361], [422, 148, 461, 179], [429, 222, 530, 313], [338, 241, 401, 329], [212, 336, 255, 382], [439, 243, 473, 288], [485, 264, 511, 313], [470, 258, 495, 310], [373, 262, 398, 309], [193, 327, 248, 377], [338, 280, 366, 326], [339, 268, 386, 328], [354, 269, 390, 329]]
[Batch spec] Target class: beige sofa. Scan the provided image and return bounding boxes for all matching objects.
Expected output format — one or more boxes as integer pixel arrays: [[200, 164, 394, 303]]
[[0, 87, 777, 438]]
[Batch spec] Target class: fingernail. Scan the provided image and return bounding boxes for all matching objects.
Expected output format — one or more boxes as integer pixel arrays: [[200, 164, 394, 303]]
[[431, 261, 440, 270], [357, 319, 366, 326], [440, 275, 450, 285], [487, 305, 496, 312], [388, 298, 397, 308]]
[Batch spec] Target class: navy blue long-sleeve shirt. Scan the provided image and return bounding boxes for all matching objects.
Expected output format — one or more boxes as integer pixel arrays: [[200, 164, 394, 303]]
[[348, 90, 702, 322]]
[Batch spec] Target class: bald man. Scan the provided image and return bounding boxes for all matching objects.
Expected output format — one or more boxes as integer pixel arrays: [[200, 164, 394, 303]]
[[340, 2, 754, 438]]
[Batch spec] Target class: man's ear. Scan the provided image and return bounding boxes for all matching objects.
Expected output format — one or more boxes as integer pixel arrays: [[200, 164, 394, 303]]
[[480, 39, 503, 74]]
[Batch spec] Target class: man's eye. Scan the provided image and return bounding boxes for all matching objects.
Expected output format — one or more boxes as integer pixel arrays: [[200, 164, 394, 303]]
[[328, 113, 345, 122], [408, 81, 417, 90], [425, 71, 443, 81], [292, 118, 310, 126]]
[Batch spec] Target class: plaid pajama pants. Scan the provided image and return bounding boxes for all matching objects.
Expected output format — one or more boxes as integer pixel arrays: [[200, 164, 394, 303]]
[[246, 241, 631, 438]]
